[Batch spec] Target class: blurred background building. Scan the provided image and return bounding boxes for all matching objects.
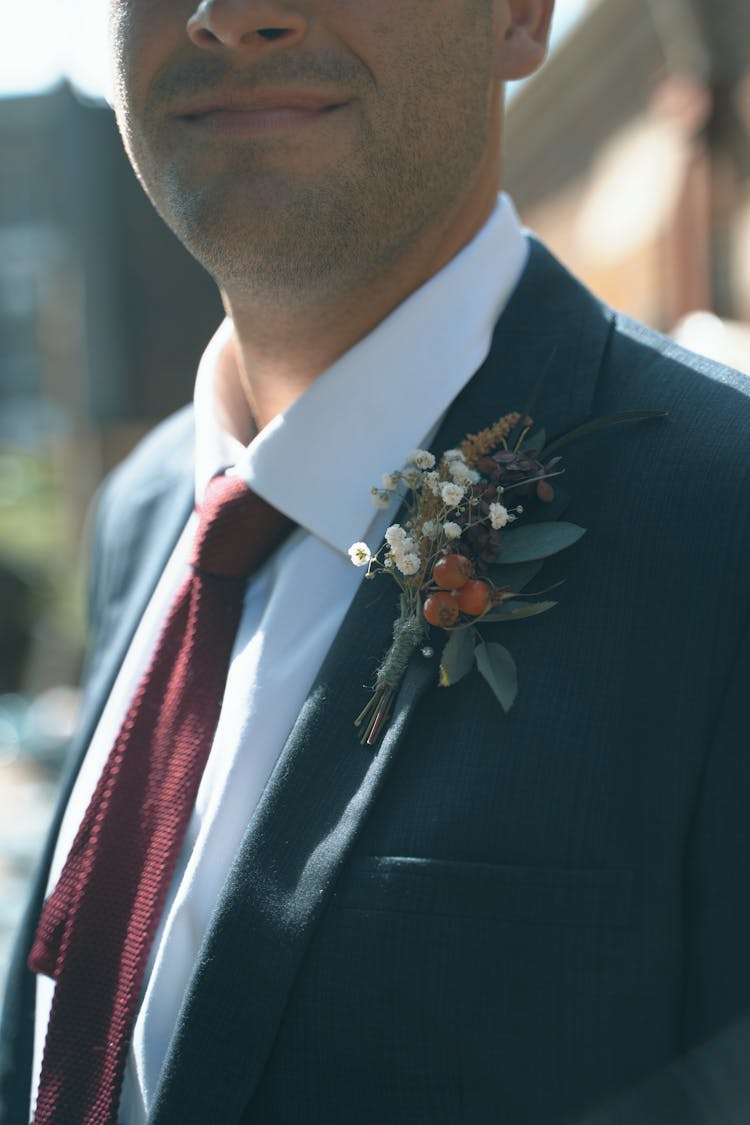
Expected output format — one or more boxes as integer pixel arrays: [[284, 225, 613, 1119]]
[[0, 88, 222, 696], [1, 0, 749, 987], [506, 0, 750, 366], [0, 69, 224, 989]]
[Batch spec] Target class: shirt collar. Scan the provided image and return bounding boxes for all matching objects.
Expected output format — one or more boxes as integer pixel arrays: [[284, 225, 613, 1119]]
[[193, 192, 529, 555]]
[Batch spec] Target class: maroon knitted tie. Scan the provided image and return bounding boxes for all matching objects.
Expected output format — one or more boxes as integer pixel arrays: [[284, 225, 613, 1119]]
[[29, 474, 292, 1125]]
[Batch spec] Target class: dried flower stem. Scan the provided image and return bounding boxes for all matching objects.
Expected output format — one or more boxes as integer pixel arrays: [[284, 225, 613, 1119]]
[[375, 596, 427, 686], [355, 685, 396, 747], [355, 596, 427, 746]]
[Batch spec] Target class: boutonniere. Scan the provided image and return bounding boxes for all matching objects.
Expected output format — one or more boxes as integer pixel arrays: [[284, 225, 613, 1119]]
[[350, 410, 664, 747]]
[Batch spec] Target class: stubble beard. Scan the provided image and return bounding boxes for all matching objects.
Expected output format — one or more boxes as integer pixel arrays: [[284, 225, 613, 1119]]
[[121, 22, 495, 308], [133, 116, 490, 310], [157, 143, 429, 305]]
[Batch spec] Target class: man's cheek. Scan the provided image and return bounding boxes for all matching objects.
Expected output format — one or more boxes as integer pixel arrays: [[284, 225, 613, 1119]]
[[111, 6, 181, 103]]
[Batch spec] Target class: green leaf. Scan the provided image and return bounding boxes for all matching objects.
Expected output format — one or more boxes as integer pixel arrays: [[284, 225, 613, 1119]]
[[439, 628, 476, 687], [482, 599, 557, 623], [475, 642, 518, 713], [499, 521, 586, 564], [541, 411, 667, 458], [522, 427, 546, 454], [487, 560, 544, 592]]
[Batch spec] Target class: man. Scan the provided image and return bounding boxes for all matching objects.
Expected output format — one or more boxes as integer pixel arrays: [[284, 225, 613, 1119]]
[[2, 1, 750, 1122]]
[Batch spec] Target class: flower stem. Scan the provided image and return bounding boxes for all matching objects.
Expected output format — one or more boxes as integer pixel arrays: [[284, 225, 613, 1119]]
[[355, 684, 397, 746]]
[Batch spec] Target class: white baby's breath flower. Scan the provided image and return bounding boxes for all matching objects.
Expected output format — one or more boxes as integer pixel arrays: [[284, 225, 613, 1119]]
[[370, 489, 391, 510], [385, 524, 407, 546], [489, 502, 510, 530], [384, 556, 394, 568], [449, 461, 480, 485], [423, 471, 442, 496], [348, 542, 372, 567], [443, 521, 462, 541], [440, 482, 465, 509], [421, 519, 438, 540], [401, 467, 423, 489], [407, 449, 436, 470], [397, 552, 421, 576], [443, 449, 466, 463], [381, 472, 399, 490], [389, 532, 417, 572]]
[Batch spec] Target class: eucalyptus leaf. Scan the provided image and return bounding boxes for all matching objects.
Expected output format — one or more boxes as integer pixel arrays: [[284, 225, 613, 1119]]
[[522, 427, 546, 454], [541, 411, 666, 458], [487, 560, 544, 592], [439, 628, 476, 687], [475, 642, 518, 713], [482, 599, 557, 623], [498, 521, 586, 565]]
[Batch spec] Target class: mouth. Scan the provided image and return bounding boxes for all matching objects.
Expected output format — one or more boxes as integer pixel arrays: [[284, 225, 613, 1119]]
[[173, 88, 351, 137]]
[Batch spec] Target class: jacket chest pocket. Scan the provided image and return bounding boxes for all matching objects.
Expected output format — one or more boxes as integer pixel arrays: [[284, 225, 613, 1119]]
[[337, 855, 634, 928]]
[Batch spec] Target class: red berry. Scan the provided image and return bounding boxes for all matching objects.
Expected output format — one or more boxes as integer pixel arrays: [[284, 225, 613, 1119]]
[[423, 592, 460, 629], [454, 579, 490, 617], [433, 553, 474, 591]]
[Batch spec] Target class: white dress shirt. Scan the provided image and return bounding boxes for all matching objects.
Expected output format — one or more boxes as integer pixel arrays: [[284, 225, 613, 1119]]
[[31, 194, 528, 1124]]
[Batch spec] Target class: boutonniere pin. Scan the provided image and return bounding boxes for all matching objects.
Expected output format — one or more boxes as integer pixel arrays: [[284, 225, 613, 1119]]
[[350, 409, 664, 747]]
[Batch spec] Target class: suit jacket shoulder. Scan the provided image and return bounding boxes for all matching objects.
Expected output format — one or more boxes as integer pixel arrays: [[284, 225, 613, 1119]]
[[84, 404, 195, 662], [606, 308, 750, 453]]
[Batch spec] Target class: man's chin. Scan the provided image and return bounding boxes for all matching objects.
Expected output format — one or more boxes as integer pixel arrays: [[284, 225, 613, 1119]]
[[169, 216, 348, 302], [146, 172, 363, 297]]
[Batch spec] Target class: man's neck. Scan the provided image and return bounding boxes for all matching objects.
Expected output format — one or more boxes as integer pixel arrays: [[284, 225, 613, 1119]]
[[222, 172, 501, 432]]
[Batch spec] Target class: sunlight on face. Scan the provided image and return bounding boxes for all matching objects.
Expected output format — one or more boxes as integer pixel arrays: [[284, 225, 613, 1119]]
[[0, 0, 583, 101], [109, 0, 503, 300]]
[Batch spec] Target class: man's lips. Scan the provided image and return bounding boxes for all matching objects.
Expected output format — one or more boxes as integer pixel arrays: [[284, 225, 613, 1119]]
[[173, 88, 350, 136]]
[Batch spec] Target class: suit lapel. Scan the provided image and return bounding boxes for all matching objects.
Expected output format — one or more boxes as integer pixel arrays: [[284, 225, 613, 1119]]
[[149, 242, 616, 1124], [430, 238, 614, 453], [150, 560, 434, 1124]]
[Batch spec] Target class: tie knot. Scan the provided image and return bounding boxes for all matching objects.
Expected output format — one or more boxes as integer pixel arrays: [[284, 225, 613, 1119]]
[[190, 474, 292, 578]]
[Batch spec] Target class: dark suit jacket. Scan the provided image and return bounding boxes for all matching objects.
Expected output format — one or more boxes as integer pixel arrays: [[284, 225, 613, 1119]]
[[3, 242, 750, 1125]]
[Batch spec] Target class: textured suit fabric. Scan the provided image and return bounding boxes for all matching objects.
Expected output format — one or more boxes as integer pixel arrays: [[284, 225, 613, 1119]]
[[3, 242, 750, 1125]]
